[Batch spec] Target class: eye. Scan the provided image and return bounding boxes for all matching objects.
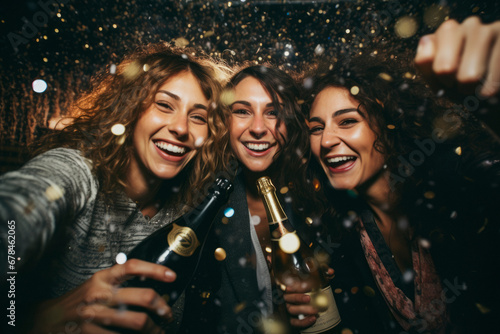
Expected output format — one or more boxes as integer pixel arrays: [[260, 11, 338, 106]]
[[309, 126, 324, 135], [339, 118, 359, 126], [266, 110, 278, 119], [190, 114, 207, 124], [231, 108, 251, 116], [156, 102, 173, 112]]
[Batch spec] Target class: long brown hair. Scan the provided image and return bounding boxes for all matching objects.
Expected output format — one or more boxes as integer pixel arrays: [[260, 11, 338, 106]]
[[37, 42, 231, 205]]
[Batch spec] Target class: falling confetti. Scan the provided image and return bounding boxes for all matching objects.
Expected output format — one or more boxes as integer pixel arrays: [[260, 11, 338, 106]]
[[45, 185, 64, 201], [115, 252, 127, 264], [214, 247, 227, 261], [395, 16, 419, 38], [32, 79, 48, 93], [111, 123, 126, 136], [279, 232, 300, 254], [350, 86, 360, 95], [224, 207, 235, 218]]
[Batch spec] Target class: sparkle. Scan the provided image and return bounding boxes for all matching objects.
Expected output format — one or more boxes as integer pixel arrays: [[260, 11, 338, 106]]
[[115, 252, 127, 264], [45, 185, 64, 201], [32, 79, 48, 93], [224, 207, 235, 218], [350, 86, 359, 95], [111, 123, 126, 136], [279, 232, 300, 254], [395, 16, 418, 38], [455, 146, 462, 155]]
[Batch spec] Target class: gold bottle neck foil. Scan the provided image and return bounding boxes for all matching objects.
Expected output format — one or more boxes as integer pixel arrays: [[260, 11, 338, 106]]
[[256, 176, 288, 225]]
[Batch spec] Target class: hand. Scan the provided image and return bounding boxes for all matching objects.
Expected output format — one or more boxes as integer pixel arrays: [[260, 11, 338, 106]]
[[415, 16, 500, 97], [283, 282, 319, 329], [30, 259, 176, 334]]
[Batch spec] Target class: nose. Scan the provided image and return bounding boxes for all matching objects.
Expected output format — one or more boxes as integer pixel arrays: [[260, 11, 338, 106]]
[[168, 112, 189, 139], [320, 128, 341, 150], [249, 114, 268, 139]]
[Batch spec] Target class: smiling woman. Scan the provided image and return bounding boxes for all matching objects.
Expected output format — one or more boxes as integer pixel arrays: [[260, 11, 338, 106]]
[[0, 42, 230, 333]]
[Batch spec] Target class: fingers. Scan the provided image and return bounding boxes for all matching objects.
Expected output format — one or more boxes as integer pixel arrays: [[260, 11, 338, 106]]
[[415, 17, 500, 97], [110, 288, 173, 321], [105, 259, 177, 285], [290, 315, 317, 329], [283, 292, 310, 304]]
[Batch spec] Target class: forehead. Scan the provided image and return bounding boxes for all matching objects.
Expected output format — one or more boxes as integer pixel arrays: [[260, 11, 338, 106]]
[[310, 86, 360, 116], [233, 76, 273, 102], [156, 71, 207, 99]]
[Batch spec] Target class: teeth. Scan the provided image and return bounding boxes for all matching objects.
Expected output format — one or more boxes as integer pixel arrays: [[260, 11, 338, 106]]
[[245, 143, 270, 151], [327, 156, 355, 164], [155, 142, 186, 154]]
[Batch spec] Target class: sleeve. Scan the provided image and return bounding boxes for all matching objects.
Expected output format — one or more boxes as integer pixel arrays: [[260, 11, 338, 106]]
[[0, 148, 98, 276]]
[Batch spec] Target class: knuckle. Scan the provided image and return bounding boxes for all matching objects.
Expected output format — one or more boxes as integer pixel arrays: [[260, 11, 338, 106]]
[[462, 16, 481, 27], [437, 19, 459, 32], [131, 312, 149, 330], [142, 289, 159, 306]]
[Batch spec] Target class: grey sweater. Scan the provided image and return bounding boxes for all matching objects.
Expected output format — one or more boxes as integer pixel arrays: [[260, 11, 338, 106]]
[[0, 148, 179, 298]]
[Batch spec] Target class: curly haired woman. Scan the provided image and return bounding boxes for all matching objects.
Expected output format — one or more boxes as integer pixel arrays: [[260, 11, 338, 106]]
[[0, 42, 230, 333]]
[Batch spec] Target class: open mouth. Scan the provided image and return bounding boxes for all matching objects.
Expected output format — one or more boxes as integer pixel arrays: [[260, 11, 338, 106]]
[[244, 142, 271, 152], [325, 156, 357, 169], [154, 140, 189, 156]]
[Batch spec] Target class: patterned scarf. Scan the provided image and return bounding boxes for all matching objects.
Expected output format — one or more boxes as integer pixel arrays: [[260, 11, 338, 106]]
[[358, 219, 448, 333]]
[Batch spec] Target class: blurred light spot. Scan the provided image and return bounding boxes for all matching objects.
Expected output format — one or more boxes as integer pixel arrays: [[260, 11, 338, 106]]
[[250, 215, 261, 225], [334, 288, 342, 294], [314, 44, 324, 55], [395, 16, 418, 38], [224, 207, 235, 218], [32, 79, 47, 93], [305, 217, 313, 225], [279, 233, 300, 254], [143, 64, 150, 72], [424, 4, 450, 28], [455, 146, 462, 156], [313, 178, 321, 191], [345, 29, 350, 33], [115, 252, 127, 264], [350, 86, 359, 95], [341, 329, 354, 334], [194, 137, 205, 147], [110, 64, 117, 74], [112, 24, 117, 28], [351, 286, 359, 294], [111, 123, 126, 136], [45, 185, 64, 201], [123, 61, 141, 80], [214, 248, 227, 261], [363, 286, 376, 297], [424, 191, 435, 199], [403, 270, 414, 283], [221, 217, 229, 224], [238, 257, 247, 266], [419, 238, 431, 249], [378, 72, 393, 81], [280, 186, 289, 194], [387, 124, 396, 130], [265, 246, 272, 253], [221, 89, 235, 106], [312, 291, 329, 312], [476, 303, 491, 314]]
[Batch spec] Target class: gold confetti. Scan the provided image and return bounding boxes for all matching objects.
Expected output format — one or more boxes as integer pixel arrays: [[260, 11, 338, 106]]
[[387, 124, 396, 130], [424, 191, 435, 199], [279, 186, 289, 194], [234, 302, 246, 314], [350, 86, 360, 95], [334, 288, 342, 294], [173, 37, 189, 47], [279, 232, 300, 254], [455, 146, 462, 156], [404, 72, 414, 79], [363, 286, 376, 297], [221, 217, 229, 224], [214, 248, 227, 261], [476, 303, 491, 314], [260, 317, 286, 334], [143, 64, 150, 72], [313, 178, 321, 191], [311, 291, 329, 312], [220, 89, 235, 106], [200, 291, 211, 299], [45, 185, 64, 201], [204, 31, 214, 37], [341, 329, 354, 334], [123, 61, 141, 80], [378, 72, 393, 81], [305, 217, 313, 225], [395, 16, 418, 38], [265, 246, 272, 253], [351, 286, 359, 294]]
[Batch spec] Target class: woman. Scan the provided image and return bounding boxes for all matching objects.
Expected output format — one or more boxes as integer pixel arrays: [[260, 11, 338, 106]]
[[200, 64, 317, 333], [291, 18, 500, 333], [0, 42, 228, 333]]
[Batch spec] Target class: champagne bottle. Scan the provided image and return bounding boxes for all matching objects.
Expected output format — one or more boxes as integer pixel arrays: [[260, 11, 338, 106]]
[[124, 177, 233, 306], [256, 176, 341, 334]]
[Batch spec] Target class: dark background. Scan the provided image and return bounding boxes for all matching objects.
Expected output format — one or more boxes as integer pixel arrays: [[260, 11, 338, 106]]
[[0, 0, 499, 172]]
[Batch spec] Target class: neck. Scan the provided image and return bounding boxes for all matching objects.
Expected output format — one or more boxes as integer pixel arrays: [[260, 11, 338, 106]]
[[242, 166, 281, 200], [125, 156, 163, 209], [357, 169, 399, 226]]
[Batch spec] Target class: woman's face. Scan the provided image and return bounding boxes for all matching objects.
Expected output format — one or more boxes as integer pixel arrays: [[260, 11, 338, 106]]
[[229, 76, 287, 173], [308, 86, 386, 191], [131, 70, 209, 181]]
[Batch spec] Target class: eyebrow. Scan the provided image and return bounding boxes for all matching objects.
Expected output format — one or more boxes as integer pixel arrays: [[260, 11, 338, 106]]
[[308, 108, 360, 123], [230, 101, 284, 108], [157, 90, 207, 110]]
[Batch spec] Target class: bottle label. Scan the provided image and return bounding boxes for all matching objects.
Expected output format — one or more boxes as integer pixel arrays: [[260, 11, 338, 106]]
[[300, 286, 341, 334], [167, 224, 200, 257]]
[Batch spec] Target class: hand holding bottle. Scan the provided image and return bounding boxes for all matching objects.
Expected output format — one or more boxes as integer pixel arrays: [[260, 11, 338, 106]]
[[30, 259, 175, 334]]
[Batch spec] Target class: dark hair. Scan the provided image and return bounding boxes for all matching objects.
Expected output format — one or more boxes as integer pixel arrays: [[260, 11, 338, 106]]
[[302, 50, 499, 225], [213, 64, 320, 215], [36, 42, 229, 205]]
